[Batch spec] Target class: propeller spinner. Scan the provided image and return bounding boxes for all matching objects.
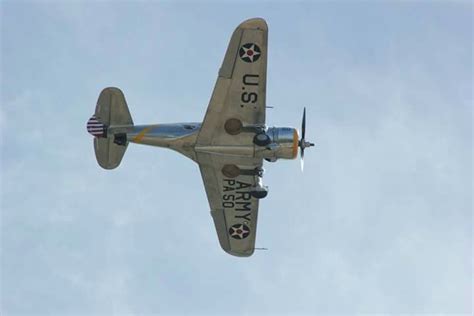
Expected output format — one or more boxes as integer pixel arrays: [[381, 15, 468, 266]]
[[298, 107, 315, 171]]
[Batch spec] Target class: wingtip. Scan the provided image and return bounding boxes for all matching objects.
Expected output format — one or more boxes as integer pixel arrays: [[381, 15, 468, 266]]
[[224, 248, 255, 257], [238, 17, 268, 30], [219, 240, 255, 257]]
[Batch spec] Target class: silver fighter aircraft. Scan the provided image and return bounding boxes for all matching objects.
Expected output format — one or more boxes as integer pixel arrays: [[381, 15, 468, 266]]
[[86, 18, 314, 257]]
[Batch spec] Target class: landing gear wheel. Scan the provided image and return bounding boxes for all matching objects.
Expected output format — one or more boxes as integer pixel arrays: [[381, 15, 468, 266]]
[[250, 189, 268, 199], [253, 133, 271, 146]]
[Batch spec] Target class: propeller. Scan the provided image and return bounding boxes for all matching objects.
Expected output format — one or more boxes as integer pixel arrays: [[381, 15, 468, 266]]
[[298, 107, 315, 171]]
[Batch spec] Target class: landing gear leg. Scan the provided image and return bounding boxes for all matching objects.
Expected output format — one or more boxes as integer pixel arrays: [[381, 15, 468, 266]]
[[250, 176, 268, 199]]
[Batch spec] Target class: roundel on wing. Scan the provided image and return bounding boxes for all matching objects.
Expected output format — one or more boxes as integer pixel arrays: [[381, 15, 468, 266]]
[[229, 223, 250, 240], [239, 43, 261, 63]]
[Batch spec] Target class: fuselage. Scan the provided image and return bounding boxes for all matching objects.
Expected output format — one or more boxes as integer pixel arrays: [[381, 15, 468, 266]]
[[106, 122, 299, 163]]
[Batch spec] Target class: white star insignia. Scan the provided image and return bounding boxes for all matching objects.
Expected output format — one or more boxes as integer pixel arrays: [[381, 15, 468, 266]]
[[229, 224, 250, 239], [241, 44, 261, 62]]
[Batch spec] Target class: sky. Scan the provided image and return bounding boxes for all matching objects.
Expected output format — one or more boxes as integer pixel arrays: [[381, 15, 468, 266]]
[[1, 1, 472, 315]]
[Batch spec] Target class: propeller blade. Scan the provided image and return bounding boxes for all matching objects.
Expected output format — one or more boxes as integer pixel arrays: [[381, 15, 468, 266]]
[[298, 107, 313, 172], [300, 148, 305, 172], [301, 107, 306, 140]]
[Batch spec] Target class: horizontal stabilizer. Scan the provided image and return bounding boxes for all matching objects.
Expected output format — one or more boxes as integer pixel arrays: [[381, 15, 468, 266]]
[[94, 137, 127, 170], [89, 87, 133, 169], [95, 87, 133, 126]]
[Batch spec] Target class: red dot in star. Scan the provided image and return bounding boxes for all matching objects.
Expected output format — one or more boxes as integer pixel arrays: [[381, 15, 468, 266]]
[[237, 229, 242, 234], [247, 50, 254, 56]]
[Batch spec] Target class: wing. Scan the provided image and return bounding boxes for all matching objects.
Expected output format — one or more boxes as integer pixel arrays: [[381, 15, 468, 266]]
[[197, 153, 262, 257], [197, 18, 268, 146]]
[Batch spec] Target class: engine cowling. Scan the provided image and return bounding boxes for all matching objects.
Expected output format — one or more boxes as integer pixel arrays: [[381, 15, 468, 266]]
[[259, 127, 299, 161]]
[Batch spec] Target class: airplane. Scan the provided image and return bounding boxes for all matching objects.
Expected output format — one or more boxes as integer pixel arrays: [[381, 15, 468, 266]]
[[86, 18, 314, 257]]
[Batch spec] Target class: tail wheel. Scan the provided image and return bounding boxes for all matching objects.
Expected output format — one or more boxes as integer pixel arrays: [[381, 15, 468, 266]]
[[253, 133, 271, 146], [114, 133, 127, 146]]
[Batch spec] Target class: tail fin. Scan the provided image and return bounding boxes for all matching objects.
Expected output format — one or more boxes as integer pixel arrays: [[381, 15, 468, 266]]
[[87, 87, 133, 169]]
